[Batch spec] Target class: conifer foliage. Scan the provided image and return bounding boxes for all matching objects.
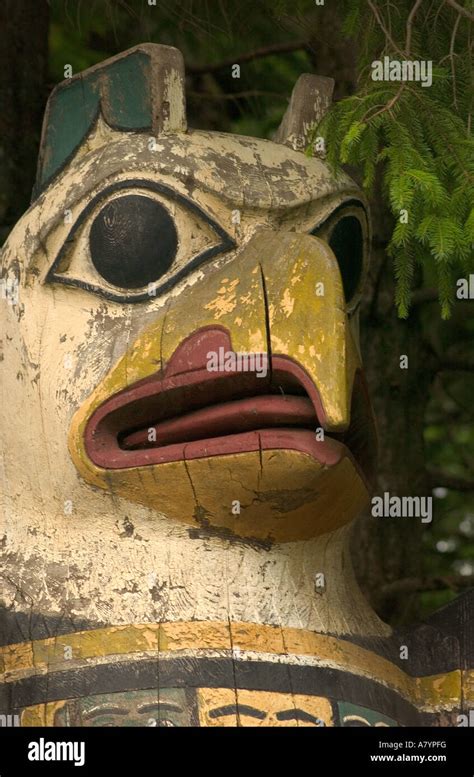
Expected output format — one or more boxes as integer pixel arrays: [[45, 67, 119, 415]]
[[310, 0, 474, 318]]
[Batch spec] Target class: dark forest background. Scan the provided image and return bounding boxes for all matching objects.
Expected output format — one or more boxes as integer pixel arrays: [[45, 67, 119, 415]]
[[0, 0, 473, 626]]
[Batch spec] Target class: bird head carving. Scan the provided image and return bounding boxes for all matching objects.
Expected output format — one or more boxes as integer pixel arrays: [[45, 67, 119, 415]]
[[1, 43, 376, 545]]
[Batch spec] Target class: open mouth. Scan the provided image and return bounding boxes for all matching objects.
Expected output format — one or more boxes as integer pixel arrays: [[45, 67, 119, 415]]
[[84, 337, 376, 489]]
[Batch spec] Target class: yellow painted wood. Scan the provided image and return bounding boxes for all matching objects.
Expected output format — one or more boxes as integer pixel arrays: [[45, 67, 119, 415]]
[[1, 621, 463, 713]]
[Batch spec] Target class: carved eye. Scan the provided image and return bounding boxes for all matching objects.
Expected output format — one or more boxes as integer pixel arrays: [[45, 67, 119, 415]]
[[328, 215, 364, 304], [46, 180, 235, 303], [89, 195, 178, 289], [311, 203, 368, 310]]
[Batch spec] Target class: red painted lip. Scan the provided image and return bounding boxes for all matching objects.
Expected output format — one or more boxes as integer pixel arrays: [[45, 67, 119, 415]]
[[84, 327, 376, 486], [121, 394, 316, 449]]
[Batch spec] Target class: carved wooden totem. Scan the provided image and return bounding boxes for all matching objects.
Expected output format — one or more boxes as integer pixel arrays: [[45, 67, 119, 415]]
[[1, 44, 472, 727]]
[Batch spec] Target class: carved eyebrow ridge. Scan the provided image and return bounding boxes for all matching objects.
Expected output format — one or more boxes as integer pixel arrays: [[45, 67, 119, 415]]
[[209, 704, 266, 720], [275, 709, 325, 725], [83, 706, 129, 719], [138, 702, 183, 714]]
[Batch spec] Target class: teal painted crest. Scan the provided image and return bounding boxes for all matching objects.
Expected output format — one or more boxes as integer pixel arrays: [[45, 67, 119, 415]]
[[34, 44, 186, 198]]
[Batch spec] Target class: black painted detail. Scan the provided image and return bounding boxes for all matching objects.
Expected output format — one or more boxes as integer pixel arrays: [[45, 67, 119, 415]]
[[46, 179, 236, 303], [89, 195, 177, 289], [329, 216, 363, 304], [3, 656, 424, 725], [310, 200, 367, 307]]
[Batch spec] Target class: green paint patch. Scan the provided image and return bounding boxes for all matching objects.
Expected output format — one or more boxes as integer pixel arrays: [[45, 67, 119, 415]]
[[36, 51, 152, 194], [338, 701, 398, 727]]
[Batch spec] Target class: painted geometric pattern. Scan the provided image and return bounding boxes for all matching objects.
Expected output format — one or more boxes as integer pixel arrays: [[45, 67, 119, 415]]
[[1, 622, 468, 727]]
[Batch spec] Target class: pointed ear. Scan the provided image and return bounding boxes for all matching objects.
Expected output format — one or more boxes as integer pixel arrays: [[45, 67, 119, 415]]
[[274, 73, 334, 152]]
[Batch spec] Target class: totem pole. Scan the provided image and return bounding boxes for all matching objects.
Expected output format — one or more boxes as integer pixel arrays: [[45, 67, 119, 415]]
[[0, 44, 472, 727]]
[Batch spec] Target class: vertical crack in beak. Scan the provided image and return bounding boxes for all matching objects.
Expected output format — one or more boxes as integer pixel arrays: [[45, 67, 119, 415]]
[[69, 230, 376, 541]]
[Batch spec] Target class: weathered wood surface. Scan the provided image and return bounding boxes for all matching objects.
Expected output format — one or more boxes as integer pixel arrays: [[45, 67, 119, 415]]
[[0, 44, 471, 728]]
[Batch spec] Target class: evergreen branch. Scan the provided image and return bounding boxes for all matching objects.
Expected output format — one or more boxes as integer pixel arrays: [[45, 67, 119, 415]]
[[366, 0, 407, 56], [188, 90, 287, 101], [405, 0, 424, 56], [310, 2, 474, 320], [406, 87, 473, 183], [186, 39, 310, 74], [363, 84, 406, 122], [444, 0, 474, 22], [449, 12, 462, 109]]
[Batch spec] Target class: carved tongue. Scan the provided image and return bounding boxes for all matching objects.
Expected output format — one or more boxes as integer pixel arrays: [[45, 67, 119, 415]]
[[121, 394, 316, 450]]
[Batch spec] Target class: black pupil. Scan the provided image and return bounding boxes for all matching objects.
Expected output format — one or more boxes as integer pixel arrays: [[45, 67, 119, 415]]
[[89, 194, 178, 289], [328, 216, 363, 303]]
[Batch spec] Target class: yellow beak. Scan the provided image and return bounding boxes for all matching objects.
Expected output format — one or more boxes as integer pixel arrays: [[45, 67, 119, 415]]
[[69, 230, 372, 542]]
